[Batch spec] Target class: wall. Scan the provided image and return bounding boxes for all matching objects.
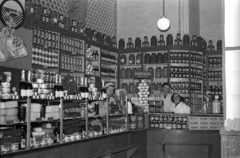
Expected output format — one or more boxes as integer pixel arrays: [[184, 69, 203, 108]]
[[117, 0, 223, 46], [117, 0, 189, 44], [199, 0, 223, 46]]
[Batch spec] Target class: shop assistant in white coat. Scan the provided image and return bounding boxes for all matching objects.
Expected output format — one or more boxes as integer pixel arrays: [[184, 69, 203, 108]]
[[161, 83, 175, 112], [171, 92, 191, 114]]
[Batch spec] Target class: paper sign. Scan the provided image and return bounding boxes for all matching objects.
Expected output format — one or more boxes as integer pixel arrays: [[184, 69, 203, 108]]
[[133, 71, 153, 79]]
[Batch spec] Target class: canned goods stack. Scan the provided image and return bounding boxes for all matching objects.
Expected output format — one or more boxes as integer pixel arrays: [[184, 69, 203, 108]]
[[137, 114, 144, 128], [129, 115, 137, 130], [137, 80, 150, 112], [149, 114, 188, 130]]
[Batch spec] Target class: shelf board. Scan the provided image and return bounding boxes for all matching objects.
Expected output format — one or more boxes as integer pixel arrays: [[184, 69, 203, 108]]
[[144, 63, 168, 66], [207, 50, 222, 55], [191, 78, 203, 82], [60, 50, 84, 57], [209, 81, 222, 83], [32, 64, 59, 71], [101, 76, 117, 80], [85, 74, 100, 78], [190, 63, 203, 67], [170, 63, 188, 66], [209, 67, 222, 70], [119, 45, 205, 54], [170, 78, 189, 82], [101, 61, 118, 66], [60, 69, 84, 74], [86, 40, 118, 53], [120, 64, 142, 67], [86, 58, 99, 62]]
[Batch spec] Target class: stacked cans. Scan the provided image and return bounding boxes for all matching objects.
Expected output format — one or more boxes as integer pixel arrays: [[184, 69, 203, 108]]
[[137, 80, 150, 112]]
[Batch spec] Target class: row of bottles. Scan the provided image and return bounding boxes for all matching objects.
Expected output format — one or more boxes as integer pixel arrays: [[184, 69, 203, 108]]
[[208, 70, 222, 81], [61, 54, 83, 72], [60, 35, 84, 55], [33, 26, 59, 49], [101, 66, 116, 78], [120, 67, 141, 78], [101, 50, 118, 64], [119, 34, 207, 49], [190, 67, 203, 79], [144, 52, 168, 64], [26, 0, 84, 32], [190, 82, 202, 94], [170, 66, 189, 78], [191, 96, 202, 113], [85, 64, 100, 76], [120, 54, 142, 65], [209, 85, 222, 96], [209, 56, 222, 67], [86, 47, 99, 60], [32, 46, 58, 68]]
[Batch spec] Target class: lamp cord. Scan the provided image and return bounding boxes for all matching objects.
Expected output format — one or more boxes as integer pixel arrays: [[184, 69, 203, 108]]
[[163, 0, 165, 16]]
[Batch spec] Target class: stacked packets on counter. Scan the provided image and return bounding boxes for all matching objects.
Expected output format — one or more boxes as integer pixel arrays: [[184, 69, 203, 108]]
[[0, 101, 18, 124], [137, 80, 150, 112]]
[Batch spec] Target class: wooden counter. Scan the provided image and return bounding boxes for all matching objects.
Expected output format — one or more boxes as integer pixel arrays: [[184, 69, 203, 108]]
[[1, 131, 135, 158], [147, 129, 221, 158]]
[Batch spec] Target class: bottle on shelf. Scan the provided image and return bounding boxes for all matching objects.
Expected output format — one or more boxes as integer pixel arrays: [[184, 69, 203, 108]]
[[53, 74, 60, 98], [19, 70, 27, 99], [136, 53, 142, 64], [26, 70, 33, 97], [212, 95, 221, 114], [20, 126, 26, 149]]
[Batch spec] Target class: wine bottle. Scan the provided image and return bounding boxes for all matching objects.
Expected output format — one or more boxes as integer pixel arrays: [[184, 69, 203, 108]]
[[26, 71, 33, 97], [53, 74, 60, 98], [20, 126, 26, 149], [58, 74, 64, 97], [19, 70, 27, 99]]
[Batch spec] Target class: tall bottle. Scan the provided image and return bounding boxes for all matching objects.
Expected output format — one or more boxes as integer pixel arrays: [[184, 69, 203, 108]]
[[26, 71, 33, 97], [212, 95, 221, 114], [19, 70, 27, 99], [53, 74, 60, 98], [58, 74, 64, 97], [20, 126, 26, 149]]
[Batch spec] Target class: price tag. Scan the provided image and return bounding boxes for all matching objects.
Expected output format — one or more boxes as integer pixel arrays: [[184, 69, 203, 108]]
[[36, 118, 42, 122], [6, 120, 14, 125], [72, 115, 77, 119], [48, 117, 54, 121], [35, 135, 43, 143]]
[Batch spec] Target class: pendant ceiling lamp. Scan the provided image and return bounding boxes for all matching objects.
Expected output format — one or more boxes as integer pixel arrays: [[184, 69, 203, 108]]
[[157, 0, 170, 31]]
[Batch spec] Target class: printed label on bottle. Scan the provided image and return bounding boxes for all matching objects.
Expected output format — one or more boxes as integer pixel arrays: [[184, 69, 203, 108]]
[[81, 93, 86, 98], [27, 90, 33, 97], [55, 91, 60, 98], [21, 89, 27, 97], [59, 91, 64, 97]]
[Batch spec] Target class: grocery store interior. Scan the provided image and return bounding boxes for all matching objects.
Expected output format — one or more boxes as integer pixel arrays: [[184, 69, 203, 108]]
[[0, 0, 240, 158]]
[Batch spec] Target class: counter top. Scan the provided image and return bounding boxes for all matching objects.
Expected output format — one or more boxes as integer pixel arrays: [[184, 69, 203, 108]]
[[148, 128, 220, 133], [220, 128, 240, 136]]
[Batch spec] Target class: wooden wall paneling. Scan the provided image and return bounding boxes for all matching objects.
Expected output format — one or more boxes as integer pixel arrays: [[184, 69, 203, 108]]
[[130, 130, 147, 158]]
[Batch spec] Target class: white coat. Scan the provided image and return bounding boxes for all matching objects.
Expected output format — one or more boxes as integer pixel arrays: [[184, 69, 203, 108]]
[[173, 102, 191, 114], [162, 93, 175, 112]]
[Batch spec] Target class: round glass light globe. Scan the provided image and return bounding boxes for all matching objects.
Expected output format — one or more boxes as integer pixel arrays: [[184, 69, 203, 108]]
[[157, 16, 170, 31]]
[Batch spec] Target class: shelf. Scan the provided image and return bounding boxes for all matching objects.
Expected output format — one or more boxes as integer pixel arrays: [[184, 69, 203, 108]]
[[60, 69, 84, 74], [101, 61, 118, 66], [60, 50, 84, 57], [170, 63, 188, 66], [101, 76, 117, 80], [191, 78, 203, 82], [119, 45, 205, 54], [170, 78, 189, 82], [144, 63, 168, 66], [190, 63, 203, 67], [32, 64, 59, 71], [85, 74, 100, 78], [110, 114, 127, 117], [209, 81, 222, 83], [209, 67, 222, 70], [86, 40, 118, 53], [86, 58, 99, 62], [120, 64, 142, 67], [207, 50, 222, 55]]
